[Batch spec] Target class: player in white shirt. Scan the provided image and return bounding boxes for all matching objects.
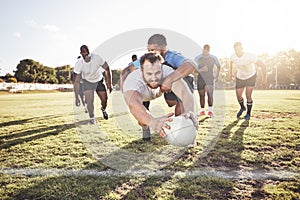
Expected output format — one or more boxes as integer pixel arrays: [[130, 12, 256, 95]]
[[123, 52, 198, 141], [230, 42, 267, 120], [73, 45, 112, 124]]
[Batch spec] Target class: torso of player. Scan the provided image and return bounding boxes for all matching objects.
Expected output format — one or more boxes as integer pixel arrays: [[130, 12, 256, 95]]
[[231, 52, 258, 80], [74, 54, 105, 83], [195, 55, 215, 79]]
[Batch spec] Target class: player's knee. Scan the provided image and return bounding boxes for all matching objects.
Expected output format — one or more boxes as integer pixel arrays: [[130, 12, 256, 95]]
[[166, 100, 176, 107]]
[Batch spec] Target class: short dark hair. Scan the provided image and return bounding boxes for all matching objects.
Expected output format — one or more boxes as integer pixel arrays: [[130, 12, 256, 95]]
[[80, 45, 89, 52], [203, 44, 210, 50], [140, 53, 162, 70], [147, 34, 167, 46], [131, 54, 137, 61]]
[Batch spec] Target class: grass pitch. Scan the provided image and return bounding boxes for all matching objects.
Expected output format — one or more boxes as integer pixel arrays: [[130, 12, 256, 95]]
[[0, 90, 299, 199]]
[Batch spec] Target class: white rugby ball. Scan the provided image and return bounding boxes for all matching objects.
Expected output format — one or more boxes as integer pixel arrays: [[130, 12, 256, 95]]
[[163, 115, 197, 147]]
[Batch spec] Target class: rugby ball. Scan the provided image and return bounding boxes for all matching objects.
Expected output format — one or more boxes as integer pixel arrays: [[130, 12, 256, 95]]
[[163, 115, 197, 147]]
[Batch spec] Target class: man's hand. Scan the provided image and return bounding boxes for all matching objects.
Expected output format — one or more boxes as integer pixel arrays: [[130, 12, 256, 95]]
[[107, 84, 113, 93], [160, 76, 172, 93], [75, 97, 80, 107], [149, 112, 174, 138], [183, 111, 199, 130]]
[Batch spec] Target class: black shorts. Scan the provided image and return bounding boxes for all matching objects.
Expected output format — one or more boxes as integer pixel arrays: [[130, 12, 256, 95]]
[[164, 76, 194, 101], [82, 79, 107, 91], [96, 79, 107, 92], [197, 76, 214, 90], [236, 73, 257, 89]]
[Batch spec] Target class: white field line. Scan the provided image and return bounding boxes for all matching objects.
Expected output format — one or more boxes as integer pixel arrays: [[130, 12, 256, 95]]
[[0, 168, 298, 180]]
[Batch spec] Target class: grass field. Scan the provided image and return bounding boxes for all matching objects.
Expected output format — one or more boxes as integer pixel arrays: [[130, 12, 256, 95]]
[[0, 90, 299, 199]]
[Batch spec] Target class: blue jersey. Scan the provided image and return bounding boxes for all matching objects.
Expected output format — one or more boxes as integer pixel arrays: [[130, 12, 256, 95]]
[[133, 50, 187, 69], [194, 54, 221, 81]]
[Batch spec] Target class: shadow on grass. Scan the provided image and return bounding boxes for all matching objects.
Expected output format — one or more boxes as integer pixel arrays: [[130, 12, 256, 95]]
[[6, 119, 258, 199], [0, 114, 75, 150]]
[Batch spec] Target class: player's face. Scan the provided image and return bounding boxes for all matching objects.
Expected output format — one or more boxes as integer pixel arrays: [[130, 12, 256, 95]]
[[234, 45, 244, 57], [142, 60, 163, 89], [80, 48, 90, 61], [147, 44, 164, 56], [203, 47, 210, 56]]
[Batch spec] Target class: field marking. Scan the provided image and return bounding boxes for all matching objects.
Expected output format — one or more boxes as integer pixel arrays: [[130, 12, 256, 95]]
[[1, 168, 298, 180]]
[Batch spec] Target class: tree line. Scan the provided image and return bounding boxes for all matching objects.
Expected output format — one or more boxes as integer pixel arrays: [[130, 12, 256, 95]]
[[0, 49, 299, 88]]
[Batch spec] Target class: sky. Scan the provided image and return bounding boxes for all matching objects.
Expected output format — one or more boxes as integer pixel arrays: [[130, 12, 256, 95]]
[[0, 0, 299, 75]]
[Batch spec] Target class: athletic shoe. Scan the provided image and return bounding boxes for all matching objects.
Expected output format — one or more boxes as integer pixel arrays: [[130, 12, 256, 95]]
[[142, 127, 151, 141], [199, 111, 205, 116], [236, 108, 246, 118], [101, 108, 108, 120], [89, 117, 96, 124], [208, 111, 214, 118], [244, 113, 251, 120]]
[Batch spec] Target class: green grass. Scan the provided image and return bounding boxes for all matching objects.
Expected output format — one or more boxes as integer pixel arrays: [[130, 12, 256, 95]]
[[0, 90, 299, 199]]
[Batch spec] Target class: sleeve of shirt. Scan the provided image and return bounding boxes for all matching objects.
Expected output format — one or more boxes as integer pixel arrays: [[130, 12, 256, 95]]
[[212, 55, 221, 68], [123, 71, 143, 94], [73, 60, 82, 74], [166, 51, 186, 68], [133, 59, 140, 69]]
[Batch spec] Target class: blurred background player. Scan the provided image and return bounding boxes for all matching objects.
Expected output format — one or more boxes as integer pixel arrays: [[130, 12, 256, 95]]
[[230, 42, 267, 120], [73, 45, 112, 124], [194, 44, 221, 117]]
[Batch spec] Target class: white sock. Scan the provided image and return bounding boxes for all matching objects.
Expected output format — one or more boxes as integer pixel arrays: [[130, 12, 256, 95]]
[[200, 108, 205, 112], [208, 106, 213, 112]]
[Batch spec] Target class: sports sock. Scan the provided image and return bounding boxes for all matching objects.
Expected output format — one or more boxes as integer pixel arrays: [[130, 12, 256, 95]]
[[246, 101, 253, 115], [208, 106, 213, 112], [238, 99, 246, 110]]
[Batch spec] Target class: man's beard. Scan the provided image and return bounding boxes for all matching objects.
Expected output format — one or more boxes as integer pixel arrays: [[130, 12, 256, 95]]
[[146, 81, 161, 89], [143, 76, 162, 89]]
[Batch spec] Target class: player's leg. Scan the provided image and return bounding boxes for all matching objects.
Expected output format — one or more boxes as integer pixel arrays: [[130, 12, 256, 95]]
[[244, 74, 256, 120], [82, 79, 98, 124], [197, 75, 206, 116], [198, 88, 206, 116], [96, 80, 108, 120], [164, 92, 180, 115], [235, 78, 246, 118], [84, 89, 95, 124], [206, 85, 214, 117], [244, 86, 254, 120], [141, 101, 151, 140]]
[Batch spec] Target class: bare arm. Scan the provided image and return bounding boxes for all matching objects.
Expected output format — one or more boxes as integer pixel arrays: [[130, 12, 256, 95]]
[[171, 78, 198, 128], [229, 60, 234, 80], [161, 60, 196, 92], [256, 59, 267, 88], [73, 73, 81, 106], [103, 61, 112, 93]]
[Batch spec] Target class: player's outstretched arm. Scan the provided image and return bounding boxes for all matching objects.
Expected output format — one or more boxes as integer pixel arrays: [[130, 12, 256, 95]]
[[123, 90, 174, 137], [161, 60, 196, 93], [171, 78, 198, 129]]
